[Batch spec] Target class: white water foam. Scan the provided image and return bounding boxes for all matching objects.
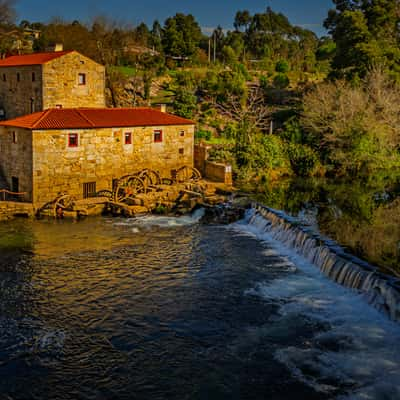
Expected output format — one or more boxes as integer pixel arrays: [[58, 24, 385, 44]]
[[232, 214, 400, 400], [112, 208, 205, 229]]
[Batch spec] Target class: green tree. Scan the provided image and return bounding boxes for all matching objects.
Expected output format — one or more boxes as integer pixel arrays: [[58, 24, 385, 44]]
[[173, 87, 197, 119], [162, 13, 203, 59], [324, 0, 400, 77]]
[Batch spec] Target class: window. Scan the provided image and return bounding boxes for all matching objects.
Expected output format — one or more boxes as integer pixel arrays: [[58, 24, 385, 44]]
[[78, 73, 86, 85], [179, 148, 184, 155], [12, 131, 17, 144], [32, 72, 35, 82], [83, 182, 96, 198], [153, 130, 162, 143], [124, 132, 132, 145], [68, 133, 78, 147], [11, 177, 19, 193], [16, 73, 20, 82], [180, 130, 185, 137], [2, 74, 6, 82]]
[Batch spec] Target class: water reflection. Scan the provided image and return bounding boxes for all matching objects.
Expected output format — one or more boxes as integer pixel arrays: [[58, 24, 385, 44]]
[[255, 177, 400, 275]]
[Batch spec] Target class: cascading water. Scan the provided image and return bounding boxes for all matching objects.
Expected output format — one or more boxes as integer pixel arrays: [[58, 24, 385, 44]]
[[247, 203, 400, 322]]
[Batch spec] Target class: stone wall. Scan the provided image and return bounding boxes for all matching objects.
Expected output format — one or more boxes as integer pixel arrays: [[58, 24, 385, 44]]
[[204, 161, 233, 185], [0, 65, 43, 119], [0, 127, 33, 200], [194, 143, 212, 176], [0, 201, 34, 221], [32, 124, 194, 206], [43, 52, 105, 109]]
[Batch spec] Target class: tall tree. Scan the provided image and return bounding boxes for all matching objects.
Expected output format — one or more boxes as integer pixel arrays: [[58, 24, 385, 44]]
[[162, 13, 202, 58], [324, 0, 400, 77]]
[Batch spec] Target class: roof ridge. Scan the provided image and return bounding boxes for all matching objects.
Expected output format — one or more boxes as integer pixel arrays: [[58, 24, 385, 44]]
[[75, 109, 96, 127], [31, 109, 52, 129]]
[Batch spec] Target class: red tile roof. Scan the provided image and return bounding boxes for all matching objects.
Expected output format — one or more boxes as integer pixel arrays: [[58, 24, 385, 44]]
[[0, 108, 194, 129], [0, 51, 74, 67]]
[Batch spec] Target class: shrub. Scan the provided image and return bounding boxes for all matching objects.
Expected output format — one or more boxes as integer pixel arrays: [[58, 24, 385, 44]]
[[275, 59, 289, 73]]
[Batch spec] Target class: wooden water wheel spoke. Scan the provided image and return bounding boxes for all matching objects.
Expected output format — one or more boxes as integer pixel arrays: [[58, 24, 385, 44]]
[[137, 169, 161, 186], [175, 166, 202, 183], [114, 176, 146, 203]]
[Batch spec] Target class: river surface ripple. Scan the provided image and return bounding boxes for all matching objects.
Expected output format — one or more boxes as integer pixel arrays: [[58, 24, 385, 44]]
[[0, 213, 399, 400]]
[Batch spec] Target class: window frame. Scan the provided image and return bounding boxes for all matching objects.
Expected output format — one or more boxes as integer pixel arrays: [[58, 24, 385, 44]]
[[124, 132, 132, 145], [68, 133, 79, 148], [153, 129, 163, 143], [78, 73, 86, 85]]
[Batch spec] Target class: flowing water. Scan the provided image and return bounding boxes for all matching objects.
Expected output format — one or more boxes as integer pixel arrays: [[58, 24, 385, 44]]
[[255, 177, 400, 276], [1, 209, 400, 400]]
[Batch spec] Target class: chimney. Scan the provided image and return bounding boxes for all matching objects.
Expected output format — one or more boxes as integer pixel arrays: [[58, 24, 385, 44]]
[[159, 104, 167, 113], [54, 43, 63, 52], [46, 43, 64, 52]]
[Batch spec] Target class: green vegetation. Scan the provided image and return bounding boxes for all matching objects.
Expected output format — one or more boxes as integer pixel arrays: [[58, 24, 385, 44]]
[[1, 1, 399, 185]]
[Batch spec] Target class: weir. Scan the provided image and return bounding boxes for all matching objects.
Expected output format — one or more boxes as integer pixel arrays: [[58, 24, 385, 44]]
[[248, 203, 400, 322]]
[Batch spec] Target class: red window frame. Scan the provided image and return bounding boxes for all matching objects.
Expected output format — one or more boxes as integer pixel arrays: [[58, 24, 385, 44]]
[[124, 132, 132, 145], [154, 130, 163, 143], [78, 73, 86, 85], [68, 133, 78, 147]]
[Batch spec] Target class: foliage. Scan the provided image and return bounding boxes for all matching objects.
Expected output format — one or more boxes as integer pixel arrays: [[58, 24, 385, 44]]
[[172, 87, 197, 119], [275, 59, 289, 73], [162, 13, 203, 59], [195, 130, 212, 141], [286, 143, 320, 176], [301, 67, 400, 174], [325, 0, 400, 77], [273, 73, 290, 89]]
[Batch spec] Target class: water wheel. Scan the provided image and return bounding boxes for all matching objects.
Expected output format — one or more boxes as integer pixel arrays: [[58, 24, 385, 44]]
[[175, 166, 202, 183], [37, 193, 75, 218], [136, 169, 161, 187], [114, 175, 147, 203]]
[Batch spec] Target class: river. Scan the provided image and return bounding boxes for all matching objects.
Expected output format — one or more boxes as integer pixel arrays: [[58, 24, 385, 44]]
[[0, 208, 400, 400]]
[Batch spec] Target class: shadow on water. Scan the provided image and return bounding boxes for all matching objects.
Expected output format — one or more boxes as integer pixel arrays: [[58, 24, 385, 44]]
[[254, 175, 400, 276]]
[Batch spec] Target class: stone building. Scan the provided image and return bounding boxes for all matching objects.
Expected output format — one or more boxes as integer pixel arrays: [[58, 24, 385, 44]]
[[0, 50, 105, 119], [0, 107, 194, 207]]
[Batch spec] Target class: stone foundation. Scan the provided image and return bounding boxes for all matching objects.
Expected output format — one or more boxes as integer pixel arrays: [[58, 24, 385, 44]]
[[0, 201, 34, 221]]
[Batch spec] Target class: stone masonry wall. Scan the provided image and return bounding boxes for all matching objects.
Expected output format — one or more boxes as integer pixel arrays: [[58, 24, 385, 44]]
[[42, 52, 105, 109], [32, 124, 194, 207], [0, 201, 34, 221], [0, 127, 33, 200], [204, 161, 233, 185], [0, 65, 43, 119]]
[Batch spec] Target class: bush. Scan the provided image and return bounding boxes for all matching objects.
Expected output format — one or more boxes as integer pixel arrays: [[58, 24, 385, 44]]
[[195, 130, 212, 141], [273, 73, 290, 89], [275, 60, 289, 73], [287, 143, 320, 176]]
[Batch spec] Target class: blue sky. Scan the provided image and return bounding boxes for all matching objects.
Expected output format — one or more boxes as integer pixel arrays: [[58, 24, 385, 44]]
[[16, 0, 333, 36]]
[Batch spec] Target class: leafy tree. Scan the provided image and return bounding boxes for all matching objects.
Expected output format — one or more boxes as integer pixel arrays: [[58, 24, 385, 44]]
[[162, 13, 203, 59], [173, 87, 197, 119], [301, 67, 400, 174], [324, 0, 400, 77], [234, 10, 251, 32]]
